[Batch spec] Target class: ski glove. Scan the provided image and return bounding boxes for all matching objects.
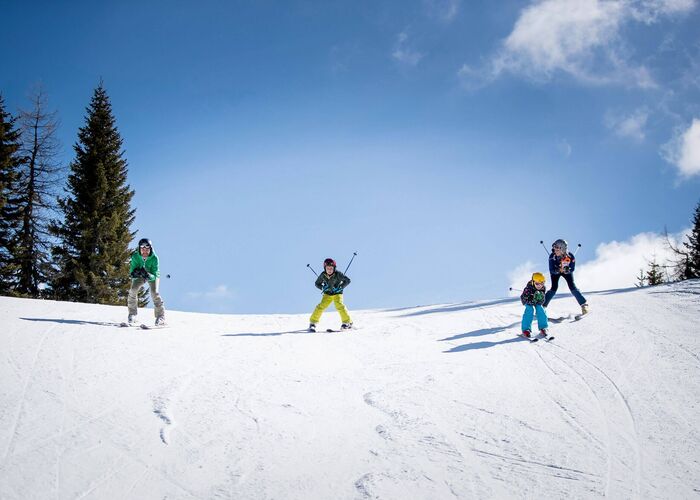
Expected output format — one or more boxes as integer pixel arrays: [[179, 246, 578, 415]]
[[331, 286, 343, 294], [533, 291, 544, 303], [130, 267, 151, 281]]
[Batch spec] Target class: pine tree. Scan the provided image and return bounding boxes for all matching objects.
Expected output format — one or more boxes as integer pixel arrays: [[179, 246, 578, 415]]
[[682, 200, 700, 279], [645, 257, 664, 286], [666, 200, 700, 280], [50, 83, 136, 304], [635, 268, 646, 288], [14, 86, 63, 297], [0, 94, 24, 294]]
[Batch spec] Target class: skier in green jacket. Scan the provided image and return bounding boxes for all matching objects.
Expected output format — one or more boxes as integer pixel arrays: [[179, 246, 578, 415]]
[[127, 238, 166, 326]]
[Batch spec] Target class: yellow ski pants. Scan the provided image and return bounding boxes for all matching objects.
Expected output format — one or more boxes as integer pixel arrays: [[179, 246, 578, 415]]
[[310, 293, 352, 324]]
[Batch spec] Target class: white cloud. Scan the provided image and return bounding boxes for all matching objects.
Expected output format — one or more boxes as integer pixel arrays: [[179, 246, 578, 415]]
[[629, 0, 697, 23], [392, 31, 425, 66], [460, 0, 697, 88], [508, 229, 689, 295], [187, 284, 235, 301], [604, 107, 650, 141], [558, 138, 573, 157], [424, 0, 461, 22], [662, 118, 700, 177]]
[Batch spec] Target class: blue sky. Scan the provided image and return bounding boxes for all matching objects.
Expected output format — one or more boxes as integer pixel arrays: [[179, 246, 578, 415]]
[[3, 0, 699, 314]]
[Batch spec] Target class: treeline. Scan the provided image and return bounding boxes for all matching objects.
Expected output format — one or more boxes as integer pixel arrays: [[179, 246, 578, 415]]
[[0, 82, 136, 305], [636, 201, 700, 287]]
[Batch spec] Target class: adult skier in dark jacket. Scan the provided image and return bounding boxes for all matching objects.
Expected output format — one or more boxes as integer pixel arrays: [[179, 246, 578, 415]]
[[543, 239, 588, 316]]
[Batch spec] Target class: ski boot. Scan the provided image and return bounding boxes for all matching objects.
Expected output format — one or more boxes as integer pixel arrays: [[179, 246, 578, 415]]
[[580, 303, 589, 315], [340, 323, 353, 330], [155, 316, 166, 326], [521, 329, 532, 338], [538, 328, 548, 338], [308, 323, 317, 333], [127, 314, 138, 326]]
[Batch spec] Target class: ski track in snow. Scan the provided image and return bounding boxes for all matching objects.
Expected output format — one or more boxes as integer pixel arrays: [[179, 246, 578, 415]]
[[1, 327, 52, 466], [542, 342, 642, 498]]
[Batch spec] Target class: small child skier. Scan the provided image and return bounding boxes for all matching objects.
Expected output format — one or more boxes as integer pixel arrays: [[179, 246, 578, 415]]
[[520, 272, 549, 338], [309, 258, 352, 332]]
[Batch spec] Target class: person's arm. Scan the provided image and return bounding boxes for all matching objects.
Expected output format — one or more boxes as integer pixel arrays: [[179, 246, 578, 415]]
[[568, 254, 576, 273], [315, 273, 326, 291], [548, 254, 559, 275], [148, 255, 160, 281], [520, 284, 532, 305], [129, 253, 137, 275]]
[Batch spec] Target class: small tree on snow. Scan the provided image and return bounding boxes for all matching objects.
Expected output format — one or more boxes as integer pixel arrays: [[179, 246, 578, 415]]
[[645, 257, 665, 286]]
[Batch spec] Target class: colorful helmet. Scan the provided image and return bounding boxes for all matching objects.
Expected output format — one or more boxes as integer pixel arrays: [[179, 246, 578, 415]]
[[138, 238, 152, 249], [323, 258, 336, 268], [532, 272, 546, 284], [552, 239, 568, 253]]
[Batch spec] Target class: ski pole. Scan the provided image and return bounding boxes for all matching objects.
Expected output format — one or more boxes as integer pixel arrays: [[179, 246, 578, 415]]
[[539, 240, 550, 255], [509, 287, 522, 292], [343, 252, 358, 274], [306, 263, 319, 277], [573, 243, 582, 256]]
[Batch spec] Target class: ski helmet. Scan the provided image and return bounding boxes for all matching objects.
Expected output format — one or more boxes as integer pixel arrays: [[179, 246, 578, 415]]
[[323, 258, 336, 268], [532, 272, 546, 284], [138, 238, 152, 250], [552, 239, 568, 253]]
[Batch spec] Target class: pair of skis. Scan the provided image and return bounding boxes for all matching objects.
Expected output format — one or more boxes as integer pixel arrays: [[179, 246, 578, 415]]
[[549, 312, 588, 323], [308, 326, 354, 333], [518, 332, 555, 343], [119, 322, 168, 330]]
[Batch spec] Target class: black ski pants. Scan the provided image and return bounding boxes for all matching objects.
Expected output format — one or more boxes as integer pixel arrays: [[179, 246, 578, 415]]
[[544, 273, 586, 307]]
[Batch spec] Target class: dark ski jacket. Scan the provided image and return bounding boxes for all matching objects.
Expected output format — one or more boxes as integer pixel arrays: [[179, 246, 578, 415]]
[[548, 252, 576, 275], [521, 281, 546, 306], [315, 270, 351, 295]]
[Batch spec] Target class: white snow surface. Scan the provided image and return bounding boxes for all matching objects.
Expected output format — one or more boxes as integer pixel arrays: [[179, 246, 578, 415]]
[[1, 281, 699, 499]]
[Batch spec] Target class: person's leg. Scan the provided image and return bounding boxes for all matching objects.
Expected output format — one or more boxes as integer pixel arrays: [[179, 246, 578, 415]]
[[332, 294, 352, 324], [127, 278, 144, 317], [148, 278, 165, 319], [310, 294, 333, 324], [543, 274, 560, 307], [521, 305, 534, 332], [535, 304, 549, 330], [562, 273, 587, 305]]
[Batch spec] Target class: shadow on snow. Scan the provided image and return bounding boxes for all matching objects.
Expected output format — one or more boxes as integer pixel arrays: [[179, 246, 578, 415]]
[[441, 321, 528, 352], [222, 329, 310, 338], [20, 317, 120, 327], [444, 336, 531, 353], [399, 297, 519, 318]]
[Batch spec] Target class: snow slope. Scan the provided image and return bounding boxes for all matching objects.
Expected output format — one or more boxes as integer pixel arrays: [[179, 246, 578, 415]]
[[1, 281, 699, 499]]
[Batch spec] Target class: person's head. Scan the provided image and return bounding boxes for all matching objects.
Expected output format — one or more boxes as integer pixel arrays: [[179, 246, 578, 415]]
[[532, 272, 546, 289], [138, 238, 152, 257], [323, 258, 336, 275], [552, 239, 568, 256]]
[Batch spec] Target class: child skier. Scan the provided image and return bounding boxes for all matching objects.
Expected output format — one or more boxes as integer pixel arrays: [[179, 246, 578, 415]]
[[127, 238, 166, 326], [520, 272, 549, 338], [309, 258, 352, 332], [543, 238, 589, 316]]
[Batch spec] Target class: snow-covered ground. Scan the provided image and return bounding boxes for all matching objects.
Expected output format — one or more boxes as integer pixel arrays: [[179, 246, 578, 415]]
[[1, 281, 699, 499]]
